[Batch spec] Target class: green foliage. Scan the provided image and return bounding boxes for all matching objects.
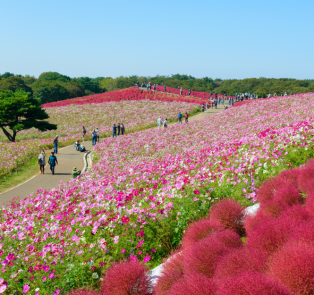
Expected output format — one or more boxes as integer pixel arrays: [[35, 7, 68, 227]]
[[0, 76, 33, 95], [32, 81, 69, 104], [65, 82, 85, 98], [38, 71, 71, 83], [0, 90, 57, 142], [72, 77, 101, 94]]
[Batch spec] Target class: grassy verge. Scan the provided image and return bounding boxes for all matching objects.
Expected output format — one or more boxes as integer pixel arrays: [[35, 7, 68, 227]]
[[0, 158, 40, 194]]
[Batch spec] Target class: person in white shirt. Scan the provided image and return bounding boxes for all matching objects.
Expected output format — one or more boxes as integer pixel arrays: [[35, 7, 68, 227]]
[[157, 116, 163, 129]]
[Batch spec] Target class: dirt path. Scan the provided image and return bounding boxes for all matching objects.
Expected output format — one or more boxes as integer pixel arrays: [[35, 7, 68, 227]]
[[0, 104, 226, 205]]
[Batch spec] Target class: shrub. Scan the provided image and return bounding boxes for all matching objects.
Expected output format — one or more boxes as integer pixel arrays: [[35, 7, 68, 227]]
[[183, 235, 229, 277], [297, 167, 314, 194], [100, 260, 151, 295], [215, 270, 291, 295], [181, 219, 220, 250], [306, 191, 314, 217], [168, 273, 216, 295], [210, 229, 243, 249], [154, 269, 183, 295], [289, 220, 314, 247], [68, 288, 98, 295], [243, 210, 270, 234], [277, 168, 301, 190], [246, 217, 296, 256], [257, 177, 296, 204], [278, 204, 311, 222], [269, 242, 314, 294], [260, 199, 288, 217], [214, 247, 267, 279], [154, 250, 185, 295], [209, 199, 245, 235], [274, 186, 303, 206]]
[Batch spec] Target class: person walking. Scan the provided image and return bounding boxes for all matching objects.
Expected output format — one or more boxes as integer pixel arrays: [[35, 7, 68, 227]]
[[185, 112, 189, 123], [72, 167, 81, 179], [95, 127, 100, 142], [48, 152, 58, 175], [178, 112, 182, 123], [82, 126, 86, 141], [120, 123, 125, 135], [201, 104, 204, 112], [164, 118, 168, 128], [38, 150, 46, 174], [188, 89, 191, 96], [112, 124, 117, 137], [53, 135, 59, 154], [214, 99, 218, 109], [157, 116, 163, 129], [92, 130, 97, 146], [164, 85, 166, 92], [117, 123, 121, 136], [180, 88, 183, 95]]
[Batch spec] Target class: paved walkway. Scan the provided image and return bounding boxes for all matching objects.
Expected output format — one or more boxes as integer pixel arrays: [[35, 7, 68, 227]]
[[0, 141, 93, 206], [0, 104, 227, 206]]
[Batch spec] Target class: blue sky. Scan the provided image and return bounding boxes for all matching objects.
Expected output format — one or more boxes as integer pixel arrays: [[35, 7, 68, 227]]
[[0, 0, 313, 79]]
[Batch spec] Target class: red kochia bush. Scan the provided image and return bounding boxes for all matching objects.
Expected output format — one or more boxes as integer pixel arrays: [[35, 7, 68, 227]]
[[297, 167, 314, 194], [214, 247, 267, 279], [210, 229, 243, 249], [100, 260, 150, 295], [277, 168, 301, 189], [215, 270, 291, 295], [154, 250, 185, 295], [181, 219, 220, 250], [183, 234, 230, 277], [289, 220, 314, 247], [278, 204, 311, 221], [246, 217, 296, 256], [260, 199, 289, 217], [274, 186, 303, 206], [257, 177, 296, 204], [244, 210, 270, 233], [209, 199, 245, 235], [168, 273, 216, 295], [269, 242, 314, 294], [306, 191, 314, 217], [68, 288, 98, 295]]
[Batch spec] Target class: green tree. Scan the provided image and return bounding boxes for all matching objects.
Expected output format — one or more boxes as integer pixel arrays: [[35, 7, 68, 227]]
[[0, 76, 33, 95], [32, 81, 69, 104], [38, 72, 71, 83], [1, 72, 15, 79], [21, 75, 36, 85], [65, 82, 85, 98], [0, 90, 57, 142], [72, 77, 100, 93]]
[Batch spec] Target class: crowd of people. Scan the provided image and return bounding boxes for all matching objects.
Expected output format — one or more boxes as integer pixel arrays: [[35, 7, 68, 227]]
[[157, 112, 190, 129]]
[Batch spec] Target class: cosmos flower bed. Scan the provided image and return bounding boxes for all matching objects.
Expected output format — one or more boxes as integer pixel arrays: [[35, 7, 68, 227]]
[[1, 93, 314, 294], [0, 100, 199, 177], [41, 88, 208, 108]]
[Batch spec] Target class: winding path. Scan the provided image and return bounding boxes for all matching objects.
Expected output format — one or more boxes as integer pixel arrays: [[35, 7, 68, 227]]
[[0, 104, 227, 205]]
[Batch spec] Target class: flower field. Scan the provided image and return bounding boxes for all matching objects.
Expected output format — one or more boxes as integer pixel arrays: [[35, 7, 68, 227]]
[[0, 100, 199, 177], [0, 93, 314, 294], [41, 88, 209, 108]]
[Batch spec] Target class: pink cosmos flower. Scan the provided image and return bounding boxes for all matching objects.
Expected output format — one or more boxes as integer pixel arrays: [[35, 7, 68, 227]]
[[49, 272, 54, 279], [0, 284, 6, 294], [43, 276, 47, 282], [194, 189, 200, 195], [151, 249, 156, 253], [43, 265, 50, 272], [121, 249, 125, 253], [23, 284, 30, 293], [143, 255, 151, 262]]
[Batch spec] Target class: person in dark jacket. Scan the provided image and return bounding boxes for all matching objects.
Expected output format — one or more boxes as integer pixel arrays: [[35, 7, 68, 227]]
[[121, 123, 125, 135], [112, 124, 117, 138], [48, 152, 58, 175], [117, 123, 121, 135], [53, 135, 59, 154]]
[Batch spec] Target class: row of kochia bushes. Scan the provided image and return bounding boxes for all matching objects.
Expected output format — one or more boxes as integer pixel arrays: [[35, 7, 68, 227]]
[[67, 158, 314, 294]]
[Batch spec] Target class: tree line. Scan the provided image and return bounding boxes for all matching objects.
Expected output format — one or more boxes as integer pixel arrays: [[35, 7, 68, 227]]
[[1, 72, 313, 104]]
